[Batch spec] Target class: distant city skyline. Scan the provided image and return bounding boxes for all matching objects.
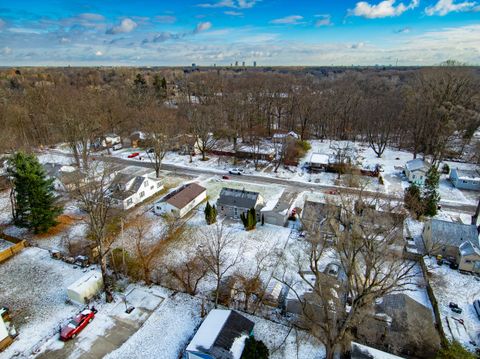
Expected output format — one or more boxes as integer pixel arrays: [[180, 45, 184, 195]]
[[0, 0, 479, 66]]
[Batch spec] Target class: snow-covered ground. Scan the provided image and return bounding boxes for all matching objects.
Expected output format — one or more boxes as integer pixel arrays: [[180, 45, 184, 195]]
[[0, 247, 87, 359], [425, 256, 480, 351]]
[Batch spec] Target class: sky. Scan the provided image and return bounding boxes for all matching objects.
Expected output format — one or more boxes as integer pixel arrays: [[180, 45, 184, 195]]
[[0, 0, 479, 66]]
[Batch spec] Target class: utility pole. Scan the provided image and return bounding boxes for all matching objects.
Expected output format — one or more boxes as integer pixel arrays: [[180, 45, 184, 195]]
[[121, 217, 126, 275]]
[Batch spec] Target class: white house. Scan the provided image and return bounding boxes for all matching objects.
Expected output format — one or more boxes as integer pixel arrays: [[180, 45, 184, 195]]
[[404, 159, 430, 186], [272, 131, 299, 143], [154, 183, 206, 218], [307, 153, 330, 171], [0, 308, 10, 350], [109, 167, 163, 210], [101, 133, 121, 148]]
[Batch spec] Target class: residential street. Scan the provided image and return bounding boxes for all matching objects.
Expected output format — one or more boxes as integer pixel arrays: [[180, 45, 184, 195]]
[[49, 150, 479, 214]]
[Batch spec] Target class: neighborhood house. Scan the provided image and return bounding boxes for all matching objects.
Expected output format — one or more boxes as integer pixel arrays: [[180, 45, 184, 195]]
[[306, 153, 330, 172], [43, 163, 85, 192], [185, 309, 254, 359], [154, 183, 206, 218], [404, 159, 430, 186], [217, 188, 264, 220], [449, 168, 480, 191], [423, 218, 480, 271], [109, 167, 163, 210]]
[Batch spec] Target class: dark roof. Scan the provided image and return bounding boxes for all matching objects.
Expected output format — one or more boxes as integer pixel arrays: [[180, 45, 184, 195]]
[[217, 188, 261, 209], [428, 219, 479, 248], [213, 311, 255, 354], [166, 183, 206, 209]]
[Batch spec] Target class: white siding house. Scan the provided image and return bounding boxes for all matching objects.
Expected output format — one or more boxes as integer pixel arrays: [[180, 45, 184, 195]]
[[109, 167, 163, 210], [404, 159, 430, 186], [154, 183, 206, 218]]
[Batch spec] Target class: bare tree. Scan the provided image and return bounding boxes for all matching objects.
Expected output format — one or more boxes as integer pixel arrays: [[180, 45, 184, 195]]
[[278, 191, 417, 359], [69, 161, 116, 301], [197, 222, 243, 308], [166, 255, 209, 295]]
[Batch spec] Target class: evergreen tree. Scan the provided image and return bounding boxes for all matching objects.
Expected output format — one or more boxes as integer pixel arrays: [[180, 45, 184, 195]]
[[7, 152, 63, 233], [240, 208, 257, 231], [435, 340, 475, 359], [423, 166, 441, 217], [204, 201, 217, 225], [241, 337, 269, 359], [153, 74, 167, 99], [404, 183, 424, 219]]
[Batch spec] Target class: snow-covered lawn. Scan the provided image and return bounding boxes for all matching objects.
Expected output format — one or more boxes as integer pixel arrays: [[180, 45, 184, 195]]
[[426, 256, 480, 351], [0, 247, 87, 358]]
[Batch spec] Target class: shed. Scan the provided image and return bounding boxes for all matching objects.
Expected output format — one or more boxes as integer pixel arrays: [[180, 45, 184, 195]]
[[185, 309, 254, 359], [450, 168, 480, 191], [67, 271, 103, 304], [307, 153, 330, 171]]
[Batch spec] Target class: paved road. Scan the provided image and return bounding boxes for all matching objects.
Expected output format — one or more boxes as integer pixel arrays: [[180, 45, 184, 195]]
[[49, 150, 478, 214]]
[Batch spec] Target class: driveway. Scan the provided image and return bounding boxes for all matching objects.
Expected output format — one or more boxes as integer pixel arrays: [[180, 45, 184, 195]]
[[35, 287, 164, 359]]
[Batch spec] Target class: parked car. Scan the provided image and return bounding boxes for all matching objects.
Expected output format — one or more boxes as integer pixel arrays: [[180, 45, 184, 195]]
[[128, 152, 140, 158], [222, 175, 231, 180], [228, 168, 244, 175], [146, 148, 155, 154], [112, 143, 123, 151], [473, 300, 480, 320], [74, 255, 90, 268], [60, 308, 97, 341], [451, 307, 463, 314]]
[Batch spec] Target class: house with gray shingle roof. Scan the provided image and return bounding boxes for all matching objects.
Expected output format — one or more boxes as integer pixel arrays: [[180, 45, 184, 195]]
[[216, 188, 264, 220], [109, 166, 163, 210], [423, 218, 479, 262]]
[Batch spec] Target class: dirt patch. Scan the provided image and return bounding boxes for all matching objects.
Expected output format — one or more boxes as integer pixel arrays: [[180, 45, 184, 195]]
[[34, 215, 82, 239]]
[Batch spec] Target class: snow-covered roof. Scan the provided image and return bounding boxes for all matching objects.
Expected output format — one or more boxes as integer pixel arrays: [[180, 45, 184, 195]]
[[452, 168, 480, 180], [351, 342, 404, 359], [459, 241, 480, 257], [405, 159, 429, 172], [186, 309, 254, 359]]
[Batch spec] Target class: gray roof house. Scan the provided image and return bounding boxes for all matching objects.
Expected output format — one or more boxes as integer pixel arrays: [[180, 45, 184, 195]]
[[458, 241, 480, 274], [109, 167, 163, 210], [404, 159, 430, 186], [185, 309, 254, 359], [216, 188, 264, 220], [43, 163, 86, 192], [423, 218, 479, 261], [450, 168, 480, 191]]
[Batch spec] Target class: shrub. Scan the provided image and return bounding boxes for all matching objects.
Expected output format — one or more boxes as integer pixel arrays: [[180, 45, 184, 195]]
[[435, 340, 476, 359], [241, 337, 269, 359], [442, 163, 450, 174]]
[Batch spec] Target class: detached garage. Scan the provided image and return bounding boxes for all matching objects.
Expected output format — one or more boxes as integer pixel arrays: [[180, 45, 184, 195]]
[[154, 183, 207, 218], [67, 271, 103, 304]]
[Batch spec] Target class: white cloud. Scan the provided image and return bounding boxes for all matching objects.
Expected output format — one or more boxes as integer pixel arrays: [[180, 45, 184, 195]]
[[95, 50, 103, 56], [425, 0, 478, 16], [315, 15, 333, 27], [155, 15, 177, 24], [0, 18, 6, 30], [107, 18, 137, 34], [225, 11, 243, 16], [198, 0, 258, 9], [349, 0, 419, 18], [194, 21, 212, 33], [78, 13, 105, 21], [1, 47, 12, 55], [270, 15, 304, 25]]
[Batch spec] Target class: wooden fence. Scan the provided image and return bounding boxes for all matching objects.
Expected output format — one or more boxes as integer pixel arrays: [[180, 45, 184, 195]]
[[0, 234, 26, 263]]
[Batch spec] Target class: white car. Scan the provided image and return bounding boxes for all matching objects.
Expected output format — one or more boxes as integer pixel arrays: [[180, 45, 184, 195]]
[[228, 168, 245, 175]]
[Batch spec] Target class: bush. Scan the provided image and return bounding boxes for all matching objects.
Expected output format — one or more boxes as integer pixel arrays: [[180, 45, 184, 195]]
[[435, 340, 476, 359], [241, 337, 269, 359], [240, 208, 257, 231], [442, 163, 450, 174], [296, 140, 311, 153], [379, 175, 384, 185]]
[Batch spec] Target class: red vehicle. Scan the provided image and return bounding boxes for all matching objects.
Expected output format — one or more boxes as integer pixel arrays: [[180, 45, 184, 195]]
[[60, 308, 96, 341], [222, 175, 231, 180], [128, 152, 140, 158]]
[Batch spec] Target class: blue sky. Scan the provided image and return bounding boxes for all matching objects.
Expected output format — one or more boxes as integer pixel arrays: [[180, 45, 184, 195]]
[[0, 0, 479, 65]]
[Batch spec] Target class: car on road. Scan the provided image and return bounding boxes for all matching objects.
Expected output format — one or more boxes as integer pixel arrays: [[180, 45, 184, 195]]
[[60, 308, 97, 341], [222, 175, 231, 180], [228, 168, 244, 175], [128, 152, 140, 158], [112, 143, 123, 151]]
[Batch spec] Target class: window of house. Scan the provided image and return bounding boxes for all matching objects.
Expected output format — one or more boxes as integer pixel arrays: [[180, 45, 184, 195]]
[[157, 182, 162, 188], [144, 181, 148, 187], [127, 198, 133, 205], [466, 260, 472, 263], [234, 207, 238, 216], [140, 191, 145, 198], [412, 175, 416, 179]]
